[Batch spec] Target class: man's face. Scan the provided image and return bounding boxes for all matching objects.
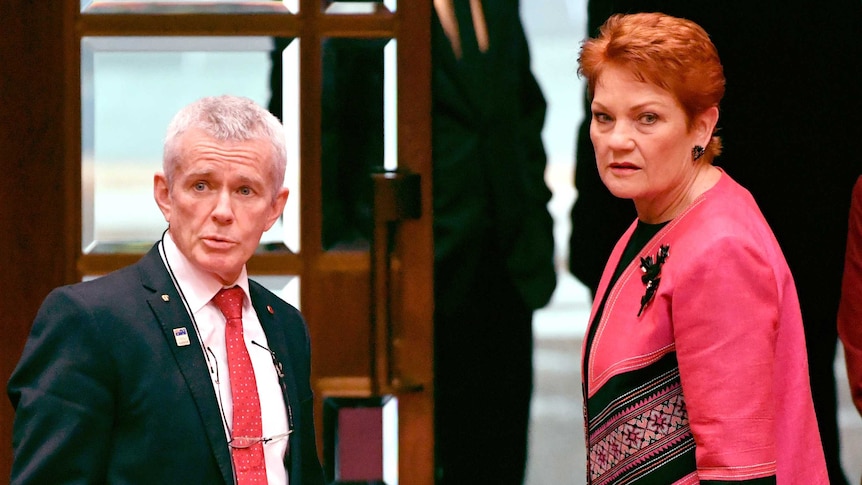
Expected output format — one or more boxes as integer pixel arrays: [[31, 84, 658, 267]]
[[154, 128, 289, 285]]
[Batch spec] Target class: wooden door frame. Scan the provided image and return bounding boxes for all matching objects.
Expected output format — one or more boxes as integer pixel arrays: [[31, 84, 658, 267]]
[[1, 4, 74, 480], [0, 2, 433, 482]]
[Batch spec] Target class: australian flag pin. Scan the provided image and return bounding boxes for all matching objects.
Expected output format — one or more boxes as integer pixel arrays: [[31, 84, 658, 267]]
[[173, 327, 191, 347]]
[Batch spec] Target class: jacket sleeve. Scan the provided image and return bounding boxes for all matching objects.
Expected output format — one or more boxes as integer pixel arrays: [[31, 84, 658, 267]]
[[7, 287, 115, 484], [671, 235, 779, 482], [294, 314, 326, 485], [839, 176, 862, 415], [506, 11, 557, 310]]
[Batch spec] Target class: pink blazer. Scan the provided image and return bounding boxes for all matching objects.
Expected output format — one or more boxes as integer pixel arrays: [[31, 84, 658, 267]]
[[839, 175, 862, 414], [583, 171, 827, 483]]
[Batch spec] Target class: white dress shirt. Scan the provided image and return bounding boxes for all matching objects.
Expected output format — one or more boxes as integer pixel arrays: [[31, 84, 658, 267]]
[[160, 232, 289, 485]]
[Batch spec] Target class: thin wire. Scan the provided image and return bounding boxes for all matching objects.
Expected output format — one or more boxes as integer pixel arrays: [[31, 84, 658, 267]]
[[161, 229, 292, 446], [159, 229, 232, 436], [252, 340, 294, 432], [206, 346, 233, 436]]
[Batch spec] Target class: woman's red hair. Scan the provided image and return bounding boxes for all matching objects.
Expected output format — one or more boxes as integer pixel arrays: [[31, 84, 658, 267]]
[[579, 12, 726, 162]]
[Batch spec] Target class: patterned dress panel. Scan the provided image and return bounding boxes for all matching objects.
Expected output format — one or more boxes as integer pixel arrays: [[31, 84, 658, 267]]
[[587, 352, 696, 484]]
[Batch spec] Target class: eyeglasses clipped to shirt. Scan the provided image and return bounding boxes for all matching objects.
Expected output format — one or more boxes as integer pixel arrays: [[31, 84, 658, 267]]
[[208, 340, 295, 448]]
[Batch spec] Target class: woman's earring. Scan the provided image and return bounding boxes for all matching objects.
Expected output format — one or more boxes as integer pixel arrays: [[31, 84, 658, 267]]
[[692, 145, 705, 161]]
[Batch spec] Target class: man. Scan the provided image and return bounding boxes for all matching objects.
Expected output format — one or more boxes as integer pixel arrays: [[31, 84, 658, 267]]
[[431, 1, 557, 483], [8, 95, 325, 485]]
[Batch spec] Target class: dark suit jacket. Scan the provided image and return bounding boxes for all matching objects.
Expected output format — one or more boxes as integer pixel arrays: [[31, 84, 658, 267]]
[[432, 0, 557, 314], [7, 244, 324, 485]]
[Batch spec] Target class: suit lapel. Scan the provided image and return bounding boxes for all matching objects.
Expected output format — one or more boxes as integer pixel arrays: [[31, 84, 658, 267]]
[[137, 246, 236, 485], [248, 286, 301, 464]]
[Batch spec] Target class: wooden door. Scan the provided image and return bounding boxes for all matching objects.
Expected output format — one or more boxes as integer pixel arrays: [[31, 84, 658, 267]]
[[0, 1, 433, 483]]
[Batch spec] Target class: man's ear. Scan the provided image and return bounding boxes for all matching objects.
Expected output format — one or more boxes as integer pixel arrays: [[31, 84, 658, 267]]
[[153, 173, 172, 224], [264, 187, 290, 231]]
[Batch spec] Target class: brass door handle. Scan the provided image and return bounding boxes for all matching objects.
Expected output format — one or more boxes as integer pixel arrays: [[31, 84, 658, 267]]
[[370, 169, 423, 395]]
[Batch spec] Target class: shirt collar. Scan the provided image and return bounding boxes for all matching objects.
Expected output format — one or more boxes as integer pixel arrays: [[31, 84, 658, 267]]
[[161, 231, 251, 313]]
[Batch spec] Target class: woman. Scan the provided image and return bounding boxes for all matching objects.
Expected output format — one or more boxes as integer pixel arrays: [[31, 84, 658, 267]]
[[579, 13, 827, 484]]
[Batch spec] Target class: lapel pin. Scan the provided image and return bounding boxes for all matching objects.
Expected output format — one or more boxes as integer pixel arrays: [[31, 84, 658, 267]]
[[173, 327, 191, 347], [161, 294, 170, 302], [267, 305, 274, 314]]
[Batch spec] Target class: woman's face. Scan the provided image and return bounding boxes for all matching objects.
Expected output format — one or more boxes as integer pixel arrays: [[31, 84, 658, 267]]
[[590, 64, 711, 222]]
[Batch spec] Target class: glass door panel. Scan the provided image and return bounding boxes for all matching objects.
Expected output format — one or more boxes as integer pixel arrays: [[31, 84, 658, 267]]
[[320, 37, 397, 250], [81, 0, 298, 14], [323, 396, 398, 484], [253, 275, 301, 309], [81, 36, 300, 254], [323, 0, 396, 14], [323, 0, 395, 14]]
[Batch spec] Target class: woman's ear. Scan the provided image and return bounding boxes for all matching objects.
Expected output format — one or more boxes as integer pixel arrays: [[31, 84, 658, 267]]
[[696, 106, 720, 145]]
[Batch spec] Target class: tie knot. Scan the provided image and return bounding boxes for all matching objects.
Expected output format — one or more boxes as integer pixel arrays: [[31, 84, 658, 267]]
[[213, 286, 244, 320]]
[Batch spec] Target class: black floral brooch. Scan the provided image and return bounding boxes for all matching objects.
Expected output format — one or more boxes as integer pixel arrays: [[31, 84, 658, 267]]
[[638, 244, 670, 316]]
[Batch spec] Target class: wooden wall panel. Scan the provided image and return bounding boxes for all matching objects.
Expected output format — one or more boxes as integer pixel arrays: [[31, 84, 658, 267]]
[[0, 2, 73, 480]]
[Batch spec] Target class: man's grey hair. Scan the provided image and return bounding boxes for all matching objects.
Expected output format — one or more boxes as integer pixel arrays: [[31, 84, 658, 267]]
[[163, 95, 287, 199]]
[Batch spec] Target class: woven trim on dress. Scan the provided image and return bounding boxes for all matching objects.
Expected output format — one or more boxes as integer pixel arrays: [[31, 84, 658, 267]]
[[588, 358, 695, 484]]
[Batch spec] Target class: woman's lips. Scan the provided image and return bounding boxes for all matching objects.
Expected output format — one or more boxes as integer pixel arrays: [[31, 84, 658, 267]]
[[609, 162, 640, 173]]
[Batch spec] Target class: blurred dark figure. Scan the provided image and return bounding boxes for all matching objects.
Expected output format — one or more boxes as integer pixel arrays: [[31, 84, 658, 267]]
[[269, 4, 556, 480], [432, 0, 556, 483], [568, 2, 862, 483], [269, 36, 382, 250], [839, 176, 862, 416]]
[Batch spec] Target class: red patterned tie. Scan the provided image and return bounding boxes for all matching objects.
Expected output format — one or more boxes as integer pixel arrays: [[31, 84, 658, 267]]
[[213, 286, 268, 484]]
